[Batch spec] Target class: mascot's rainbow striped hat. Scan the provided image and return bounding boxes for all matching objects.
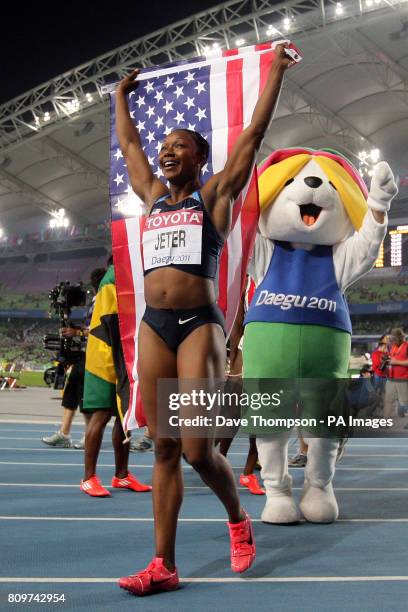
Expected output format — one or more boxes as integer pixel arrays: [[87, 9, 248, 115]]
[[258, 148, 369, 230]]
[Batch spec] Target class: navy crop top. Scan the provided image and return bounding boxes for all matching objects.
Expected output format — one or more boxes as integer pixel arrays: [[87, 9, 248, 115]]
[[142, 190, 224, 279]]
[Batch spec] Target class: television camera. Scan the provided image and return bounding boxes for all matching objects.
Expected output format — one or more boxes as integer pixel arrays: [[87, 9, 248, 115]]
[[43, 281, 87, 389]]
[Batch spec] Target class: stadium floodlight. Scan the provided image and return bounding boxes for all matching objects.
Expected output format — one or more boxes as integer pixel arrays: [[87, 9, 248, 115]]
[[358, 148, 381, 179], [49, 208, 69, 229], [266, 25, 278, 37], [366, 0, 373, 6], [203, 41, 222, 57], [43, 112, 51, 122], [85, 93, 93, 103], [64, 98, 80, 113], [283, 17, 291, 31], [235, 38, 246, 46], [335, 2, 344, 15], [115, 192, 145, 217]]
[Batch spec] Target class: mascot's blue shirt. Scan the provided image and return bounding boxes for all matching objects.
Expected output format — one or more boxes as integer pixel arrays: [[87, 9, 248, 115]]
[[245, 241, 352, 334]]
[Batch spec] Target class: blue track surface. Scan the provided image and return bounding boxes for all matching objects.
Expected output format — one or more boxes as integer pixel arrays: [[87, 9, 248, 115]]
[[1, 422, 408, 611]]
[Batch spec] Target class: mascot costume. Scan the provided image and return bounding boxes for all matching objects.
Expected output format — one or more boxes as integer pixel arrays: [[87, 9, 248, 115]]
[[243, 148, 398, 524]]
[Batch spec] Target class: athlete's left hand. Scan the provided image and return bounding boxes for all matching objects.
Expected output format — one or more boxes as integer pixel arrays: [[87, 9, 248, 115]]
[[367, 161, 398, 213]]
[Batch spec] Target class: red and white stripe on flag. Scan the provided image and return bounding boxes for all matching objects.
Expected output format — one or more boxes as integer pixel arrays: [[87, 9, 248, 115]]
[[112, 42, 280, 431]]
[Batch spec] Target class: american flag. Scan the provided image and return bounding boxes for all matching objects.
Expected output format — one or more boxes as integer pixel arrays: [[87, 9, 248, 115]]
[[109, 41, 290, 432]]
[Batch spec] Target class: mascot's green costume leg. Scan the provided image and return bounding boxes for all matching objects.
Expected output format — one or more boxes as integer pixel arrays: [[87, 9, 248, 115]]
[[243, 322, 350, 524]]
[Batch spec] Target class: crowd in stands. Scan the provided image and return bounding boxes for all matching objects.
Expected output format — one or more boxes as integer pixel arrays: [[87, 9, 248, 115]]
[[351, 314, 407, 335], [0, 318, 59, 369], [1, 313, 405, 370], [0, 248, 407, 368], [346, 277, 408, 304], [0, 248, 109, 314], [2, 265, 407, 313], [0, 291, 49, 311]]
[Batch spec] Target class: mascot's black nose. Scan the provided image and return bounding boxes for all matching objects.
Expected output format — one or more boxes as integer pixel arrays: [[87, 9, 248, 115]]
[[304, 176, 323, 188]]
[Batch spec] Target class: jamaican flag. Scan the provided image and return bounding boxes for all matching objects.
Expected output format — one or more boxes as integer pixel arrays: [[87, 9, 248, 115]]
[[83, 265, 129, 427]]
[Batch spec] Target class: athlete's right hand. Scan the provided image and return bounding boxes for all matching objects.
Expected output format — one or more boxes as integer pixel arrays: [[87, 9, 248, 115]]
[[116, 69, 140, 96]]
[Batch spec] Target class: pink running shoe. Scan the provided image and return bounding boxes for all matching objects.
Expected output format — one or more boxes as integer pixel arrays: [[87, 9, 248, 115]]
[[80, 475, 111, 497], [119, 557, 179, 596], [228, 510, 256, 573], [239, 473, 265, 495], [111, 472, 152, 492]]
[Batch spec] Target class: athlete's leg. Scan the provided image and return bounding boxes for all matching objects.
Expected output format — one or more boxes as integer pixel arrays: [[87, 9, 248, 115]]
[[59, 362, 82, 437], [217, 437, 233, 456], [215, 377, 242, 456], [60, 407, 76, 436], [298, 432, 309, 455], [112, 416, 129, 479], [243, 437, 259, 474], [178, 324, 244, 523], [138, 321, 180, 570], [83, 409, 112, 480]]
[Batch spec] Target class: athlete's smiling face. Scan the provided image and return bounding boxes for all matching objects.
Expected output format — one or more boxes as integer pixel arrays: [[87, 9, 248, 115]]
[[158, 131, 203, 184]]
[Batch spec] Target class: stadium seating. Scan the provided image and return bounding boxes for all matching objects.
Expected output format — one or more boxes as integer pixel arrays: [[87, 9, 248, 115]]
[[0, 318, 59, 369]]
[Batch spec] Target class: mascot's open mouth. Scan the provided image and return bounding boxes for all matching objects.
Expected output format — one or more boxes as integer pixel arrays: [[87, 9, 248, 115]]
[[299, 203, 322, 227]]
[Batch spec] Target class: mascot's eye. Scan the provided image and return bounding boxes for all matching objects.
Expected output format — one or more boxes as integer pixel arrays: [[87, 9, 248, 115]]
[[284, 178, 294, 186], [329, 181, 337, 191]]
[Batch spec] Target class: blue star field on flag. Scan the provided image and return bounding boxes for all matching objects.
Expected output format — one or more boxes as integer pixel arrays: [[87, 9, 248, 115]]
[[110, 62, 214, 220]]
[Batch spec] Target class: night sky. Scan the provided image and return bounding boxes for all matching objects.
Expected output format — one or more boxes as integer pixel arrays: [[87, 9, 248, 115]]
[[1, 1, 222, 105]]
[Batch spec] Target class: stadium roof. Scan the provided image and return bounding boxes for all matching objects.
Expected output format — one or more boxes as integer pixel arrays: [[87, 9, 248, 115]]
[[1, 0, 408, 238]]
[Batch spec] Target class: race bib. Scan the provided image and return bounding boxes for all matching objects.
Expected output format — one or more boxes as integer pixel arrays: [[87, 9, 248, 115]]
[[142, 209, 203, 271]]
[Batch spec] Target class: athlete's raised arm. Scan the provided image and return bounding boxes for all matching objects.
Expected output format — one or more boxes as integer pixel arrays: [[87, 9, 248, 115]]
[[202, 44, 295, 235], [115, 70, 168, 207]]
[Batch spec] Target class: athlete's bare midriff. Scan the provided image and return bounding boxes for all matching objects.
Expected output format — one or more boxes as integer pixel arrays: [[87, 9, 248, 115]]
[[144, 267, 216, 309]]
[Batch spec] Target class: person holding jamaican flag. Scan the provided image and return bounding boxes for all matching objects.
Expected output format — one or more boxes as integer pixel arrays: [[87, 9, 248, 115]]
[[80, 262, 151, 497]]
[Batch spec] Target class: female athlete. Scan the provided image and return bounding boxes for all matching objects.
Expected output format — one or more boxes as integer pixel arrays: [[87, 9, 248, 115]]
[[116, 43, 294, 596]]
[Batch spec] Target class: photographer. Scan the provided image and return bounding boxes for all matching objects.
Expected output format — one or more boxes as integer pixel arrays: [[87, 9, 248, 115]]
[[384, 328, 408, 421], [371, 334, 389, 394], [350, 365, 381, 418], [41, 268, 106, 448]]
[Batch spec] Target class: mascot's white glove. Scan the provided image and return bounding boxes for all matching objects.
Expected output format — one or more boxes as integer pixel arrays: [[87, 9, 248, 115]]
[[367, 161, 398, 213]]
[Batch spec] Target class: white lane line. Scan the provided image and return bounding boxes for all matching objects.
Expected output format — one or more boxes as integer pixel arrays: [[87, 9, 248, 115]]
[[0, 420, 67, 426], [228, 452, 408, 457], [0, 437, 78, 441], [3, 448, 408, 459], [0, 429, 85, 434], [0, 420, 113, 427], [0, 431, 407, 448], [0, 516, 408, 523], [1, 576, 408, 583], [0, 462, 154, 468], [0, 448, 121, 453], [0, 483, 407, 491], [1, 461, 408, 471], [0, 425, 406, 442]]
